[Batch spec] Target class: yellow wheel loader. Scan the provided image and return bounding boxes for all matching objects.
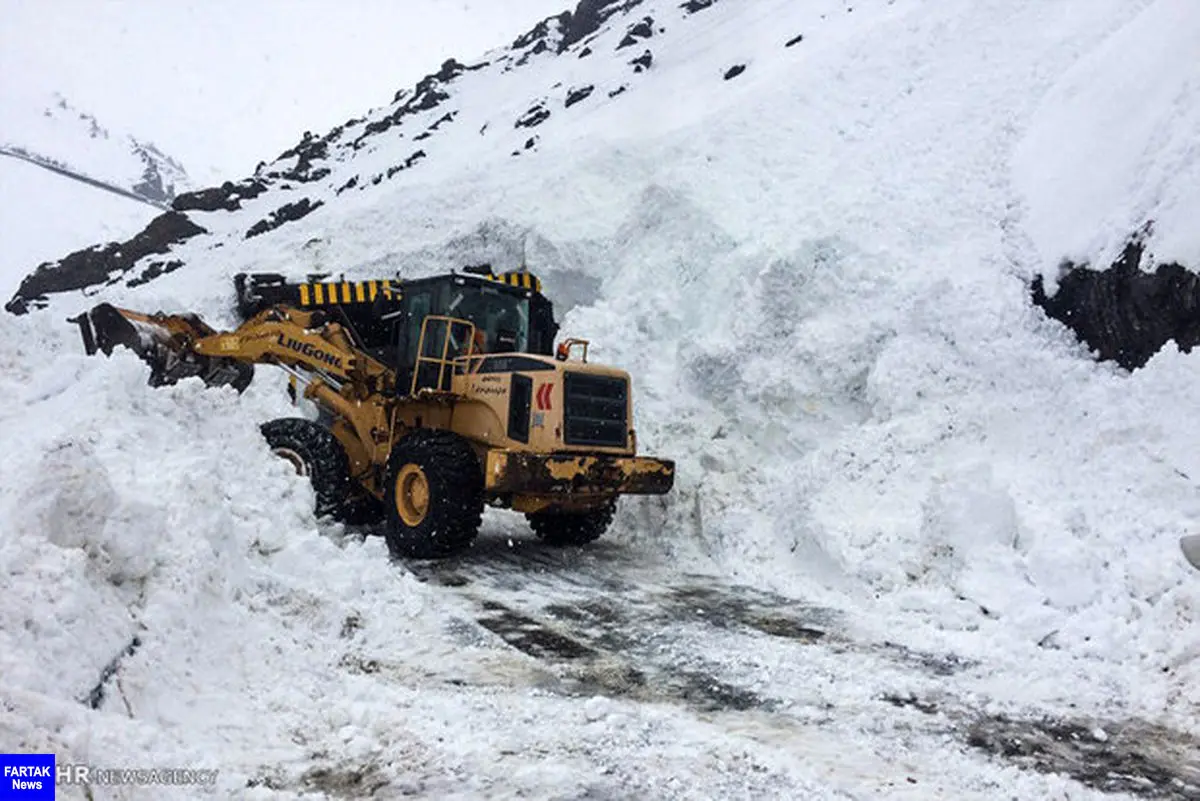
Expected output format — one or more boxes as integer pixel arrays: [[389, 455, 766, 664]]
[[71, 266, 674, 558]]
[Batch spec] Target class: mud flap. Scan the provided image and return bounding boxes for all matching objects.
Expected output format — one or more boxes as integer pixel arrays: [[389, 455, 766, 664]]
[[1182, 535, 1200, 571], [71, 303, 254, 392]]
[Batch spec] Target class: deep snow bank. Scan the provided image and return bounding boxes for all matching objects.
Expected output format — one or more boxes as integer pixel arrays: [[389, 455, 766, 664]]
[[0, 312, 449, 794]]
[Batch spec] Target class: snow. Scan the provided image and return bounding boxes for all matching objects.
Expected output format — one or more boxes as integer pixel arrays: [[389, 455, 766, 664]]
[[3, 0, 1200, 798], [0, 88, 190, 200], [0, 0, 575, 184], [0, 157, 158, 295], [1013, 0, 1200, 280]]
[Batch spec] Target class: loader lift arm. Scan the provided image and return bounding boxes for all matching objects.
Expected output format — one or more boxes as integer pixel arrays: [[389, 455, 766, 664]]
[[72, 302, 397, 395]]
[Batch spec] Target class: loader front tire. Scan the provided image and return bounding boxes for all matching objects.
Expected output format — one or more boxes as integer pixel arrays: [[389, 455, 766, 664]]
[[384, 430, 483, 559], [261, 418, 358, 522], [527, 499, 616, 547]]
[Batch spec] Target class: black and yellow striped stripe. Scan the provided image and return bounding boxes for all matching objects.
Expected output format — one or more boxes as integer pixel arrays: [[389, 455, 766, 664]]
[[489, 271, 542, 293], [297, 280, 401, 307], [295, 272, 540, 307]]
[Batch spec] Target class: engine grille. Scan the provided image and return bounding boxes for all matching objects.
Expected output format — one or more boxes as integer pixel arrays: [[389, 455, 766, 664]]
[[563, 372, 628, 448]]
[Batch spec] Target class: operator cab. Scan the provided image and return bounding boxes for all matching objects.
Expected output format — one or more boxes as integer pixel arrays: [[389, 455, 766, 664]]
[[395, 269, 558, 394], [397, 272, 554, 362]]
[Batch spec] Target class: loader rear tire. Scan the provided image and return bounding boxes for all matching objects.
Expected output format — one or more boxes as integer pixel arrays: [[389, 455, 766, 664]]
[[527, 499, 616, 547], [384, 429, 484, 559], [261, 418, 361, 522]]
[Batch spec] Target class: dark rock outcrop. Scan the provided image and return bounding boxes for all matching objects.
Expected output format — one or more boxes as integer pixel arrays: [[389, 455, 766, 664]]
[[353, 59, 472, 147], [513, 13, 570, 51], [6, 212, 206, 314], [245, 198, 323, 239], [617, 17, 655, 50], [1032, 231, 1200, 370], [128, 259, 184, 288], [559, 0, 644, 52], [516, 104, 552, 129], [268, 132, 330, 183], [565, 85, 595, 108], [631, 50, 653, 72], [385, 150, 428, 179], [173, 178, 268, 212]]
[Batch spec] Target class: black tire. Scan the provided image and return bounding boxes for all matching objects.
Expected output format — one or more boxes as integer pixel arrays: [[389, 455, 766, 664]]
[[526, 499, 616, 547], [338, 493, 385, 526], [384, 429, 484, 559], [260, 417, 366, 522]]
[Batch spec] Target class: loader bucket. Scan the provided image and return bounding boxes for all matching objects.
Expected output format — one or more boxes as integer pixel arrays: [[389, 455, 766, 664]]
[[71, 303, 255, 392]]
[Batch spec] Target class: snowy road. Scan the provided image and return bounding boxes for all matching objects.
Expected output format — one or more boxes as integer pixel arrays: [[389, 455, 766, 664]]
[[383, 528, 1200, 801]]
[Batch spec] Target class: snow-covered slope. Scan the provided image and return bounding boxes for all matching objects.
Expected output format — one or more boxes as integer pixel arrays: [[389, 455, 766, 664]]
[[0, 89, 193, 295], [0, 0, 578, 187], [3, 0, 1199, 797], [1014, 0, 1200, 277], [2, 90, 191, 206], [0, 157, 158, 297]]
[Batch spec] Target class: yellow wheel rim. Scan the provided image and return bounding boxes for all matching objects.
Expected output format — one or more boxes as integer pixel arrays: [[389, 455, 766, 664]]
[[395, 464, 430, 527]]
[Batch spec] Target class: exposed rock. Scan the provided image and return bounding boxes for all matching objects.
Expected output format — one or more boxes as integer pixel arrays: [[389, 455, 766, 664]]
[[6, 212, 207, 314], [429, 112, 457, 131], [559, 0, 644, 52], [631, 50, 653, 72], [128, 259, 184, 288], [245, 198, 323, 239], [1032, 231, 1200, 371], [785, 33, 804, 47], [262, 131, 331, 183], [514, 38, 554, 68], [512, 13, 570, 50], [353, 60, 472, 147], [385, 150, 428, 179], [173, 179, 268, 212], [516, 104, 552, 129], [724, 64, 746, 80], [130, 143, 187, 204], [565, 85, 596, 108], [681, 0, 718, 13], [617, 17, 655, 50]]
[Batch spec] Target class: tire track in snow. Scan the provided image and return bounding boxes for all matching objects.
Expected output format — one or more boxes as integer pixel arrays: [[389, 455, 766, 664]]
[[399, 534, 1200, 801]]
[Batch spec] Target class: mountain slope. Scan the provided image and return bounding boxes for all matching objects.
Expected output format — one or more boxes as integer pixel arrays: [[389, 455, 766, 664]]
[[0, 157, 160, 297], [2, 90, 190, 207], [0, 90, 193, 295], [2, 0, 1199, 797]]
